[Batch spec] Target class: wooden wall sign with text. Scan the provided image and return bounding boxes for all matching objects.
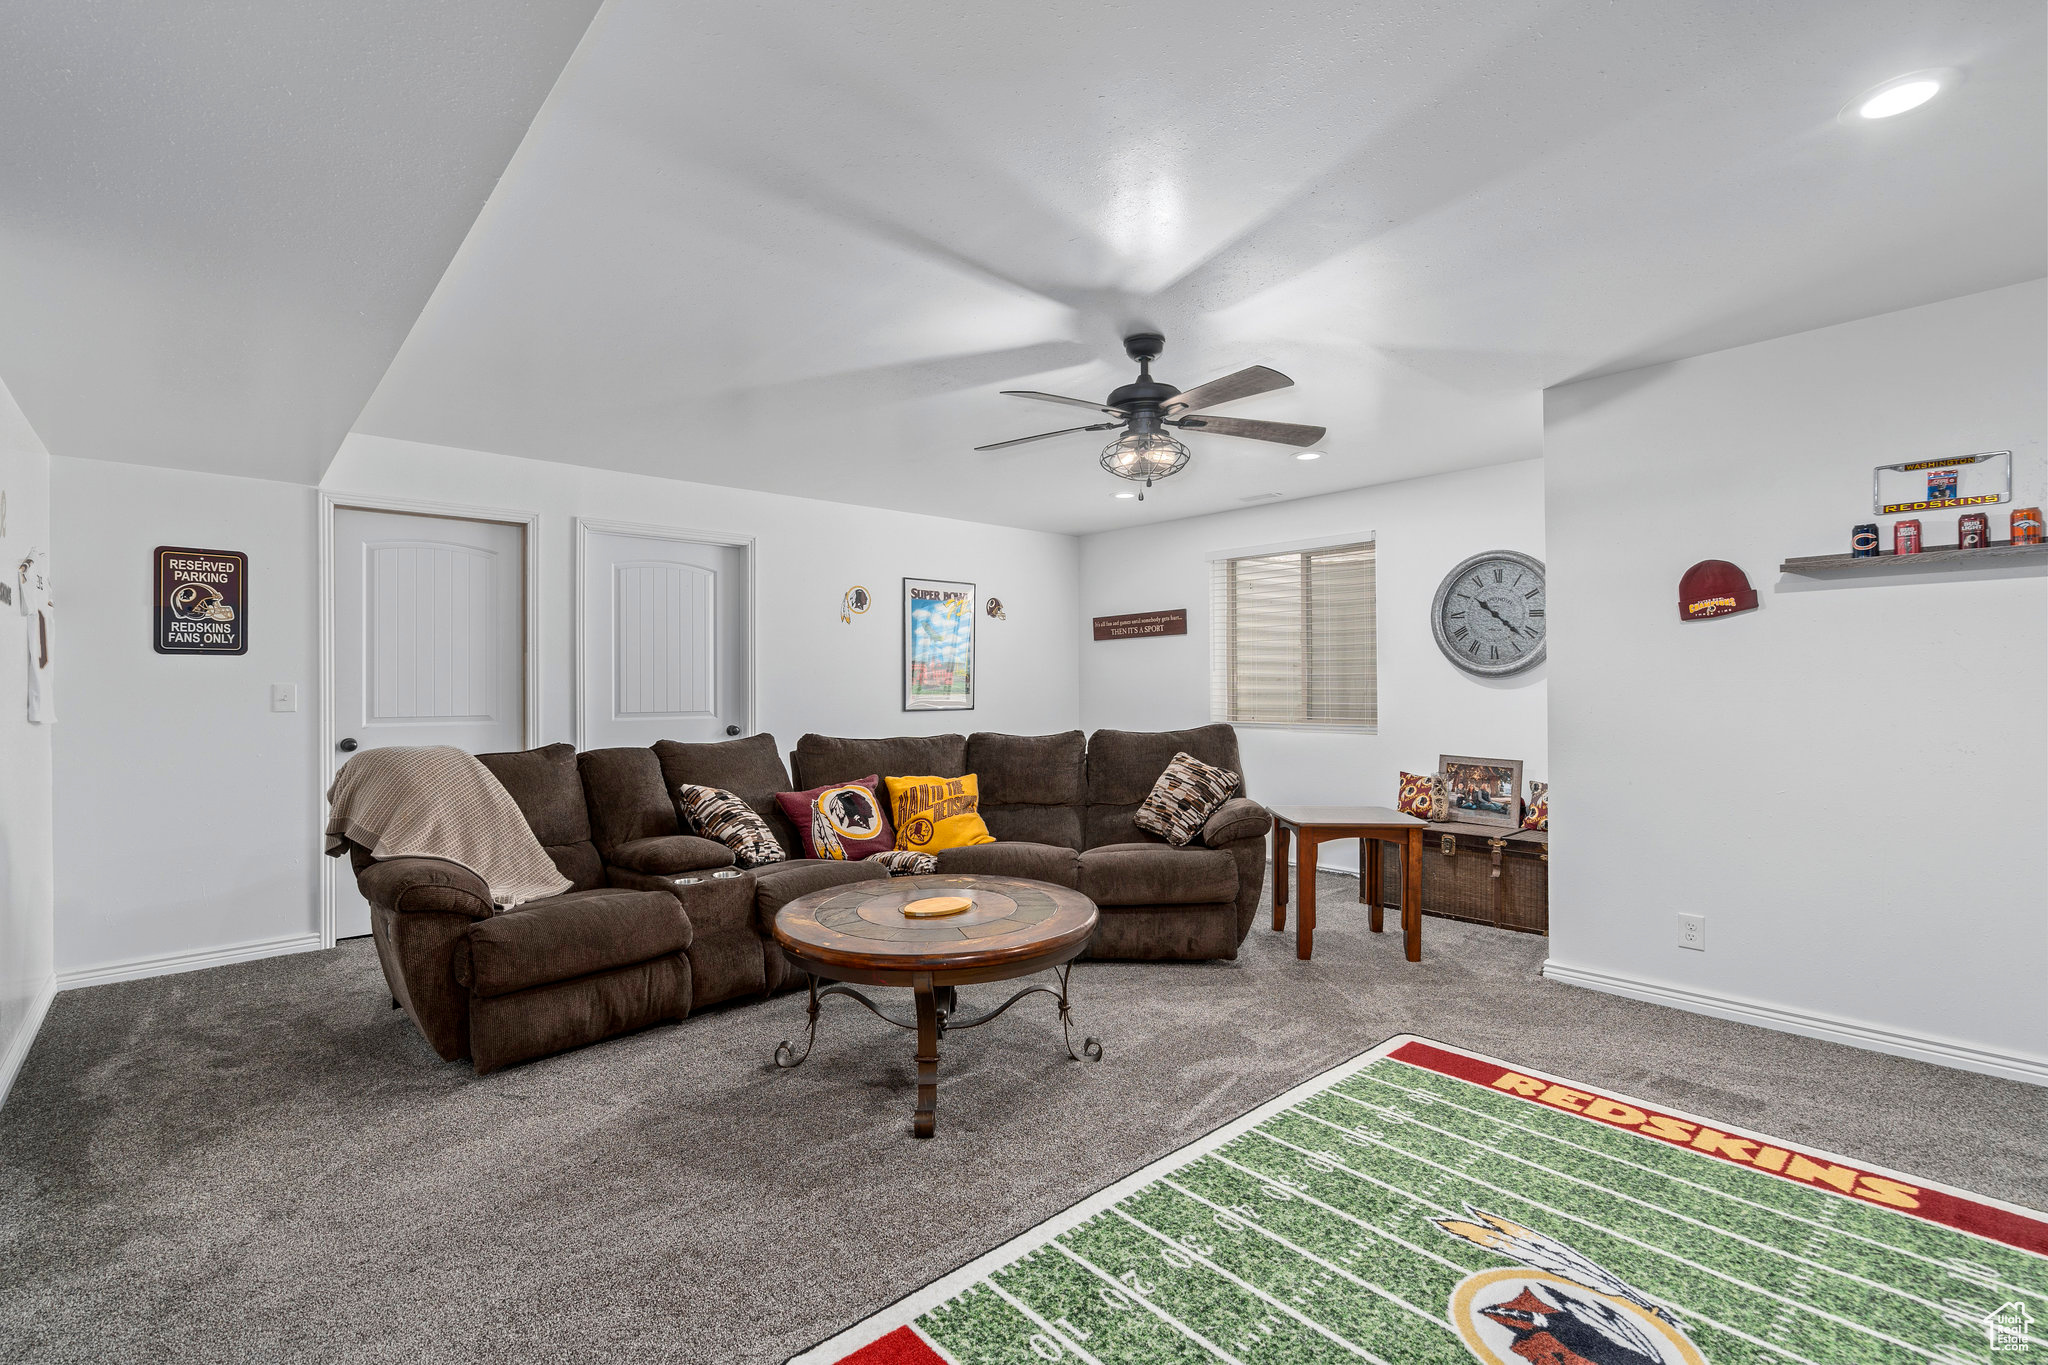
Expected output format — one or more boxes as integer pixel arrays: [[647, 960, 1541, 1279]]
[[1092, 608, 1187, 641], [154, 546, 247, 655]]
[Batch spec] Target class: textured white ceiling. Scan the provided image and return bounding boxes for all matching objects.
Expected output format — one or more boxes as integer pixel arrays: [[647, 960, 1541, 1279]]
[[3, 2, 2041, 531], [0, 1, 604, 483]]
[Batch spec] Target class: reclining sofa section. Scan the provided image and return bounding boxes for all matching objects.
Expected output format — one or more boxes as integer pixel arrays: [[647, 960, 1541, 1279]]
[[344, 725, 1271, 1072]]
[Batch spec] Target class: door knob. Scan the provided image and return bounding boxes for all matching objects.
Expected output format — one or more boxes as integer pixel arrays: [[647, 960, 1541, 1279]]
[[725, 725, 741, 736], [338, 737, 359, 752]]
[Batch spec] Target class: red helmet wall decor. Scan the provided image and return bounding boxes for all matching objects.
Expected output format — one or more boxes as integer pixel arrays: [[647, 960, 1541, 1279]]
[[1678, 560, 1758, 620]]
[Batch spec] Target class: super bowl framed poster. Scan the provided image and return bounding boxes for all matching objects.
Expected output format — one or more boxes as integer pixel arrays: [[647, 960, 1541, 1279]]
[[903, 577, 974, 711], [154, 546, 247, 655]]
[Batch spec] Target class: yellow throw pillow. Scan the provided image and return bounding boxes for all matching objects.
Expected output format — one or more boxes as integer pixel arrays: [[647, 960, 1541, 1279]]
[[884, 773, 996, 853]]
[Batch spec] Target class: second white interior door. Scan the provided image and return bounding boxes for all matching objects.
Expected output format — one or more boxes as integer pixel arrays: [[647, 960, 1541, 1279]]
[[580, 526, 749, 749]]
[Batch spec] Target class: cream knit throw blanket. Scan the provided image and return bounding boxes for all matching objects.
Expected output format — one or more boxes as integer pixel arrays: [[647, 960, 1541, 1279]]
[[324, 746, 571, 907]]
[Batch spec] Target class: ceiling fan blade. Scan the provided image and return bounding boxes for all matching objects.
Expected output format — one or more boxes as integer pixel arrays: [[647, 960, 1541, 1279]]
[[1172, 415, 1327, 446], [973, 422, 1121, 451], [1161, 364, 1293, 414], [999, 390, 1128, 416]]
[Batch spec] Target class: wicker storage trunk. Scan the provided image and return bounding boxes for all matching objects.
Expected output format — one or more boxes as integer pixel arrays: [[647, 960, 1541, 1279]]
[[1379, 821, 1547, 934]]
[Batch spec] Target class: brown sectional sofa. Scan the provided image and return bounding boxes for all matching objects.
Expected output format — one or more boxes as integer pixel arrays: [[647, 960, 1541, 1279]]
[[343, 724, 1270, 1072]]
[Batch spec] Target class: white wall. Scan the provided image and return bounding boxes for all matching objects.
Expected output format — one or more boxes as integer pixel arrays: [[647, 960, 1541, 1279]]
[[47, 436, 1082, 979], [1543, 279, 2047, 1083], [0, 378, 56, 1103], [325, 435, 1082, 751], [51, 460, 322, 983], [1079, 459, 1548, 874]]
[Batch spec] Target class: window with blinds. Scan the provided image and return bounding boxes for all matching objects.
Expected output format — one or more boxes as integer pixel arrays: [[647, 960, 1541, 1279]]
[[1210, 539, 1376, 729]]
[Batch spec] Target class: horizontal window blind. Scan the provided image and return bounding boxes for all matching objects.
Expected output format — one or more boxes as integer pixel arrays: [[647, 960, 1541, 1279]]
[[1210, 539, 1376, 728]]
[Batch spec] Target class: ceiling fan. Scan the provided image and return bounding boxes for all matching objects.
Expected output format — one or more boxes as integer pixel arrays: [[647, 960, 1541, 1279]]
[[974, 333, 1327, 499]]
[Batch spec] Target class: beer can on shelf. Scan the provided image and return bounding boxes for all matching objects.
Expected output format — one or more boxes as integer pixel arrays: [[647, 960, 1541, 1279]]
[[1851, 523, 1881, 557], [1958, 512, 1989, 549], [2012, 507, 2044, 546], [1893, 519, 1921, 554]]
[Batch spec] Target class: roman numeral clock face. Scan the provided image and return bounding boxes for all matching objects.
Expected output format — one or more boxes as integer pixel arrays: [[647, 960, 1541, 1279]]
[[1431, 550, 1546, 677]]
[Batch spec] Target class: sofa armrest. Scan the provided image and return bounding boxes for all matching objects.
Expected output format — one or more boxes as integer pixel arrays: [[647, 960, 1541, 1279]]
[[355, 857, 494, 920], [1201, 797, 1272, 848], [606, 835, 737, 875]]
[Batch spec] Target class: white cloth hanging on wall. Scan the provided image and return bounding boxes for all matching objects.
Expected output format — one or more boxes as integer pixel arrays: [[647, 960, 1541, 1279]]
[[19, 547, 53, 724]]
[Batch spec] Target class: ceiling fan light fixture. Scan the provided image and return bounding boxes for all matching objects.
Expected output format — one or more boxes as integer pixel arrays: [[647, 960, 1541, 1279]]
[[1099, 431, 1190, 485]]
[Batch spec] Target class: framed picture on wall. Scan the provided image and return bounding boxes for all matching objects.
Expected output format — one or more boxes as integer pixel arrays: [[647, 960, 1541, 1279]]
[[1439, 754, 1523, 829], [903, 577, 975, 711]]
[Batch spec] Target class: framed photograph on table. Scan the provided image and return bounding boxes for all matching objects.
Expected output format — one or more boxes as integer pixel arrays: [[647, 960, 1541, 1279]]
[[903, 577, 975, 711], [1439, 754, 1523, 829]]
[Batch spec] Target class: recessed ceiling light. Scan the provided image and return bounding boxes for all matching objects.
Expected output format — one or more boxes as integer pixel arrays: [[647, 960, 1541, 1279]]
[[1295, 451, 1322, 461], [1114, 492, 1137, 499], [1844, 69, 1957, 123]]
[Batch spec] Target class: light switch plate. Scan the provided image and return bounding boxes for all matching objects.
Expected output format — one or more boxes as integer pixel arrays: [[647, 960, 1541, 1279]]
[[270, 683, 298, 713], [1677, 913, 1705, 951]]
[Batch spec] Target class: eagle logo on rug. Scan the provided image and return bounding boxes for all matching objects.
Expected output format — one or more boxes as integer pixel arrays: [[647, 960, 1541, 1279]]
[[1435, 1207, 1707, 1365]]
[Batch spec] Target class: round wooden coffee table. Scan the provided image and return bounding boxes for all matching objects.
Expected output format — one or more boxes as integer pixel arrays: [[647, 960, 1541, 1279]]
[[772, 874, 1101, 1138]]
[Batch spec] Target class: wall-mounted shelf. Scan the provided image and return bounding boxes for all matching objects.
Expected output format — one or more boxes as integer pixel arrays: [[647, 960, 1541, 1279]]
[[1780, 539, 2048, 575]]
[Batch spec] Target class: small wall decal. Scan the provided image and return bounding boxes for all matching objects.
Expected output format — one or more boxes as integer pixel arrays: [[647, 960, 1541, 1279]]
[[840, 585, 871, 624], [1092, 608, 1187, 641], [985, 597, 1006, 619]]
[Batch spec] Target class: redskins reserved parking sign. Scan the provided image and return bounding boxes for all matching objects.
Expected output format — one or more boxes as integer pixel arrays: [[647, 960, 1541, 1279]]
[[154, 546, 247, 655]]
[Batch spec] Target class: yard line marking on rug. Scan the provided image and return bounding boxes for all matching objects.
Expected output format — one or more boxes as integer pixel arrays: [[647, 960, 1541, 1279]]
[[983, 1243, 1221, 1365], [1047, 1239, 1249, 1364], [1234, 1127, 1836, 1365], [1353, 1067, 2048, 1307], [983, 1278, 1109, 1365], [1156, 1175, 1449, 1332], [1105, 1204, 1386, 1363], [1261, 1114, 1949, 1363], [1321, 1079, 2038, 1345], [1201, 1152, 1476, 1278]]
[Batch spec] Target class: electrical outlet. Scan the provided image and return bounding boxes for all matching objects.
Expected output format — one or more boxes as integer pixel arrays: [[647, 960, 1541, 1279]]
[[1677, 913, 1705, 951], [270, 683, 297, 713]]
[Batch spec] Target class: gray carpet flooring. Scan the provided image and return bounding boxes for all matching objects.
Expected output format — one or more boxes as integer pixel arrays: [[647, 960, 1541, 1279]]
[[3, 872, 2043, 1363]]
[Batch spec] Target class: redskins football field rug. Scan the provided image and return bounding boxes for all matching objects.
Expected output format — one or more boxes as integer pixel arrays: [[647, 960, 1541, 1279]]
[[790, 1035, 2046, 1365]]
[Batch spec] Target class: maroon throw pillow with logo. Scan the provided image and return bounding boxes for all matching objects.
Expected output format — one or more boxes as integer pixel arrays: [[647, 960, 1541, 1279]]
[[773, 775, 897, 861]]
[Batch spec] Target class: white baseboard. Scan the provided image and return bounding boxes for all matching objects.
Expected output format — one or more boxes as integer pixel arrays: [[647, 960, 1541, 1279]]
[[57, 932, 325, 992], [1542, 959, 2048, 1087], [0, 972, 57, 1109]]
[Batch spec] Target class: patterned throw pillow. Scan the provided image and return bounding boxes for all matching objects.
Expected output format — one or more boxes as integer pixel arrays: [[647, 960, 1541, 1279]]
[[675, 784, 787, 868], [1522, 781, 1549, 832], [864, 849, 938, 877], [1133, 751, 1240, 848], [774, 775, 895, 860], [1397, 771, 1440, 818], [883, 774, 996, 853]]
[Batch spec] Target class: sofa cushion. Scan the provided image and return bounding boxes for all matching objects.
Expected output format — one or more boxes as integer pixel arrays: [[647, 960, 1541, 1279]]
[[1133, 750, 1242, 848], [971, 730, 1083, 849], [460, 888, 691, 999], [677, 785, 787, 868], [1083, 903, 1241, 961], [750, 858, 891, 926], [1200, 796, 1272, 848], [606, 835, 735, 875], [933, 840, 1080, 888], [476, 744, 605, 891], [1078, 842, 1240, 907], [1084, 724, 1244, 849], [579, 747, 680, 851], [654, 734, 801, 855], [793, 733, 966, 790], [774, 775, 896, 859]]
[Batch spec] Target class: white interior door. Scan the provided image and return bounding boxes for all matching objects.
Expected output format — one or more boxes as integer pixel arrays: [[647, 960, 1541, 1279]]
[[330, 508, 527, 939], [580, 525, 748, 750]]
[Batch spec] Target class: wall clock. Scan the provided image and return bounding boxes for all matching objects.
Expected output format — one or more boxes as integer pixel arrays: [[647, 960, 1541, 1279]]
[[1431, 550, 1546, 676]]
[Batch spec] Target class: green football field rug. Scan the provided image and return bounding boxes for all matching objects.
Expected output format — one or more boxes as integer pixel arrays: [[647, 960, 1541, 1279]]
[[791, 1035, 2046, 1365]]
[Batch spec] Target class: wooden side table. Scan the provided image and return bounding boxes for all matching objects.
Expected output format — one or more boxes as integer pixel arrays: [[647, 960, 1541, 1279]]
[[1268, 805, 1427, 962]]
